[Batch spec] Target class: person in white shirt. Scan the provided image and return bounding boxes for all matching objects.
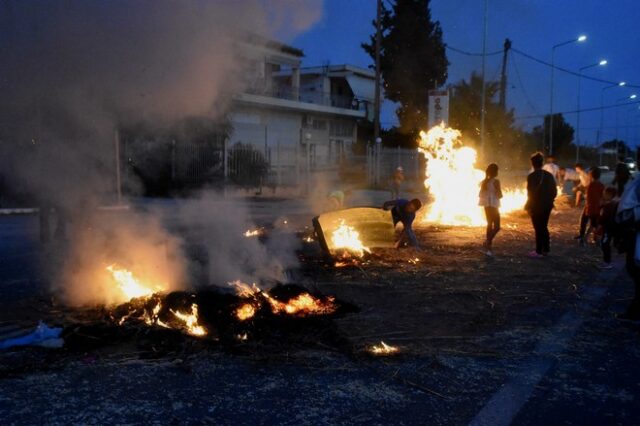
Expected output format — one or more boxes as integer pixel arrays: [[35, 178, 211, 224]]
[[573, 163, 591, 207], [542, 155, 560, 182], [478, 163, 503, 257]]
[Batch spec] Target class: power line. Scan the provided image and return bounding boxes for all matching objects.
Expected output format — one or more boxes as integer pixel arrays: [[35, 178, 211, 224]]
[[510, 53, 540, 115], [515, 99, 640, 120], [445, 45, 502, 57], [511, 47, 640, 89]]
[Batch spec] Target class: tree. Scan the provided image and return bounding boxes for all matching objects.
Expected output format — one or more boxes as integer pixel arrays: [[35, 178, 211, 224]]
[[362, 0, 448, 139], [542, 113, 574, 159], [601, 139, 630, 158], [448, 72, 526, 166]]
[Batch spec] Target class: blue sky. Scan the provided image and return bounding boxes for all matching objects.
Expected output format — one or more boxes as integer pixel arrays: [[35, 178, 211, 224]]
[[292, 0, 640, 147]]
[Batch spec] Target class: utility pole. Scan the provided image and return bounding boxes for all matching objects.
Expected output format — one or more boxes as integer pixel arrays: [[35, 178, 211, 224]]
[[373, 0, 382, 143], [479, 0, 489, 156], [499, 38, 511, 109]]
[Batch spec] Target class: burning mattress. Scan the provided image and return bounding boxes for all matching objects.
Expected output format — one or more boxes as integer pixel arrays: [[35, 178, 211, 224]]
[[313, 207, 396, 257]]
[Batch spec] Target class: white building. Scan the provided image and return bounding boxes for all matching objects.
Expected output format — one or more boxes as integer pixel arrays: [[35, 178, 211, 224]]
[[229, 37, 375, 186]]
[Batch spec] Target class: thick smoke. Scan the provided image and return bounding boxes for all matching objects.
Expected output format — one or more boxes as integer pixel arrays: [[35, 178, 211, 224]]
[[0, 0, 321, 305]]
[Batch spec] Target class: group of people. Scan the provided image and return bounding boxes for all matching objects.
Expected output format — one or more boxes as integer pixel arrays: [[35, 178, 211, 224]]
[[382, 152, 640, 321]]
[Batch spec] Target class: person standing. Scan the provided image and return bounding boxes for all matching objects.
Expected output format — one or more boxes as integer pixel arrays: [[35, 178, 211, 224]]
[[525, 152, 557, 258], [577, 167, 605, 246], [574, 164, 591, 208], [613, 158, 631, 196], [389, 166, 405, 200], [478, 163, 502, 257], [542, 155, 560, 183], [615, 177, 640, 321], [596, 187, 618, 269]]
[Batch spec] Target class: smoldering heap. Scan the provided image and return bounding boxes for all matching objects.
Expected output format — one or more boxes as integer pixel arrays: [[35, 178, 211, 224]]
[[65, 283, 358, 354]]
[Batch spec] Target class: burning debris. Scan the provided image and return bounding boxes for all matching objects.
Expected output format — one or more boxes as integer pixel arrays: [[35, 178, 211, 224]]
[[243, 228, 264, 238], [61, 279, 358, 355], [369, 341, 400, 356], [330, 220, 371, 258], [105, 264, 166, 303], [418, 123, 527, 226]]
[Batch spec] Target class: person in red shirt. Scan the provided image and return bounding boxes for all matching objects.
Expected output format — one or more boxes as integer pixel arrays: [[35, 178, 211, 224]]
[[577, 167, 604, 246]]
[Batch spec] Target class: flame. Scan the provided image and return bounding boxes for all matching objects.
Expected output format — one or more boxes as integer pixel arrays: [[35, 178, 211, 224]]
[[236, 303, 257, 321], [265, 293, 337, 316], [230, 281, 337, 317], [171, 304, 206, 336], [418, 123, 527, 226], [244, 229, 262, 237], [331, 220, 370, 257], [370, 341, 399, 355], [105, 264, 164, 302]]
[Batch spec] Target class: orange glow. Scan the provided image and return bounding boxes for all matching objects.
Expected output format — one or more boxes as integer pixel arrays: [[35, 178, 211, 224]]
[[370, 341, 399, 355], [171, 304, 206, 336], [331, 220, 370, 257], [418, 123, 526, 226], [105, 264, 164, 302], [236, 303, 257, 321]]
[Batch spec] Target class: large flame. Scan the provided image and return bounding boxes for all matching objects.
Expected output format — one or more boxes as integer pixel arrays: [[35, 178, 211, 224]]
[[105, 264, 165, 303], [331, 220, 371, 257], [418, 123, 527, 226]]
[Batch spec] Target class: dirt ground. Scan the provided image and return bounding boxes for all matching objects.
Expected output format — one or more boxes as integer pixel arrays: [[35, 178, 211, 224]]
[[2, 199, 638, 425], [306, 200, 606, 357]]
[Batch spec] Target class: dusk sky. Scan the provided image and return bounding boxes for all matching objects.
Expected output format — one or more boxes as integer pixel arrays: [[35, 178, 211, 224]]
[[293, 0, 640, 147]]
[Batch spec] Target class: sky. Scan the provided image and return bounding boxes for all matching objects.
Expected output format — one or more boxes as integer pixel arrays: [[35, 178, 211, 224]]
[[292, 0, 640, 147]]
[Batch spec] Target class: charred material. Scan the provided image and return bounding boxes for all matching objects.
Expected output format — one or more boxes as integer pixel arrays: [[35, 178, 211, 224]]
[[63, 284, 358, 356]]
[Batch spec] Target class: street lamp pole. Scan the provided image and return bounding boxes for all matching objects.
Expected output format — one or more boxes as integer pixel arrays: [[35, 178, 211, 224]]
[[576, 59, 607, 162], [549, 35, 586, 155], [599, 82, 626, 164]]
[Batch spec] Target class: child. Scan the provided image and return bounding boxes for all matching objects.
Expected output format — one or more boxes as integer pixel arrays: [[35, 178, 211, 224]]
[[577, 167, 604, 246], [596, 187, 618, 269], [478, 163, 503, 257], [382, 198, 422, 250]]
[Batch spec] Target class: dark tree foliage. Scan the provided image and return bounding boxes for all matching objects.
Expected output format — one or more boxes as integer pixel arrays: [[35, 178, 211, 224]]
[[362, 0, 448, 139], [448, 72, 530, 168], [540, 113, 575, 159]]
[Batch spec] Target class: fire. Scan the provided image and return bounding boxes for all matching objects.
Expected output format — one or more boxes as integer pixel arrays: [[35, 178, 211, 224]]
[[105, 264, 164, 302], [171, 303, 206, 336], [418, 123, 527, 226], [244, 229, 262, 237], [331, 220, 370, 257], [236, 303, 257, 321], [229, 281, 337, 317], [265, 293, 336, 316], [370, 341, 399, 355]]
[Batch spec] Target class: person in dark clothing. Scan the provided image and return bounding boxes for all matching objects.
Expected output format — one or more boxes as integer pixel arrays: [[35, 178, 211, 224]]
[[577, 167, 604, 245], [382, 198, 422, 249], [615, 177, 640, 321], [596, 186, 618, 269], [613, 158, 631, 196], [525, 152, 557, 258]]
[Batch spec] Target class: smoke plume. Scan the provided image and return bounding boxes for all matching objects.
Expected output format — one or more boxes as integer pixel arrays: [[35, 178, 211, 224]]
[[0, 0, 322, 305]]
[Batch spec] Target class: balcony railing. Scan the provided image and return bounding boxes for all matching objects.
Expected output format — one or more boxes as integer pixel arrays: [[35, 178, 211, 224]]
[[244, 85, 370, 112]]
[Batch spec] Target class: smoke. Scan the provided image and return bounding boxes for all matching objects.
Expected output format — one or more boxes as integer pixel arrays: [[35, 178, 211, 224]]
[[0, 0, 322, 305], [175, 191, 301, 287]]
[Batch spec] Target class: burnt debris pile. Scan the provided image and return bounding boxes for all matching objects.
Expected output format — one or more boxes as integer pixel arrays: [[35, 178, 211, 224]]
[[63, 284, 358, 356]]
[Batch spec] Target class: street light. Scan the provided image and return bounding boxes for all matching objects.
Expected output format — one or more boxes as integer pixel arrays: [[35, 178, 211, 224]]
[[598, 81, 627, 162], [549, 35, 587, 155], [576, 59, 607, 161], [611, 94, 637, 160]]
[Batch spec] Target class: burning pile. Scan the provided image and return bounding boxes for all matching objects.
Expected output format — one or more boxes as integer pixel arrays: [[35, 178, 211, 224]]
[[91, 265, 356, 350], [418, 124, 527, 226]]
